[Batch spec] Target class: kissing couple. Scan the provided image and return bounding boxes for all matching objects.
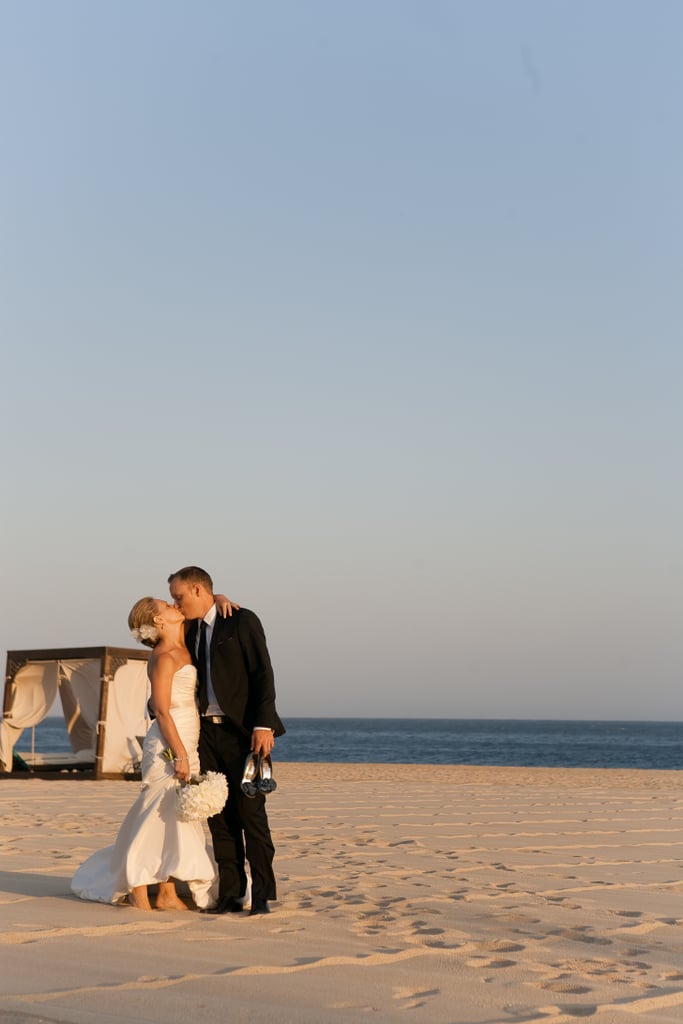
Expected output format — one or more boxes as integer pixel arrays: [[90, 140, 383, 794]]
[[71, 565, 285, 915]]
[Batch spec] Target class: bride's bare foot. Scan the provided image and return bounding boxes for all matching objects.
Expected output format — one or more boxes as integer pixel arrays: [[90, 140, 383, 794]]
[[156, 881, 189, 911], [129, 885, 152, 911], [156, 893, 189, 911]]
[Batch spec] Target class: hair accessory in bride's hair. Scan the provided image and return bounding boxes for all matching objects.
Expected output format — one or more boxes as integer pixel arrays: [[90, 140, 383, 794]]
[[131, 624, 160, 643]]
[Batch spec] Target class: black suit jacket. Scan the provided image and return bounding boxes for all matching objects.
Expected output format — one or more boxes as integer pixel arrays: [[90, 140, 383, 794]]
[[186, 608, 285, 738]]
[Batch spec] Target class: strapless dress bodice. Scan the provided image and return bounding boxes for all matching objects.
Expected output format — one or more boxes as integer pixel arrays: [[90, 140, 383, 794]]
[[168, 664, 198, 711]]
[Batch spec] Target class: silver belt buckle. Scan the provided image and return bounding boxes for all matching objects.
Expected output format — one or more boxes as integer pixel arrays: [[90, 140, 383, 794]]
[[208, 715, 224, 724]]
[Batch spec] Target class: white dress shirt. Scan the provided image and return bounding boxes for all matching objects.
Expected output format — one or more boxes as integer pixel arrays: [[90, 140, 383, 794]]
[[198, 604, 222, 716]]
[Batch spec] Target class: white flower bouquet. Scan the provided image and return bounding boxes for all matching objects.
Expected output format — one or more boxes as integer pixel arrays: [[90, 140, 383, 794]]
[[176, 771, 228, 821]]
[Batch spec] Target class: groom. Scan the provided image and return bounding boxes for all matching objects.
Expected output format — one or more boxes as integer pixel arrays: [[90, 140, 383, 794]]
[[168, 565, 285, 916]]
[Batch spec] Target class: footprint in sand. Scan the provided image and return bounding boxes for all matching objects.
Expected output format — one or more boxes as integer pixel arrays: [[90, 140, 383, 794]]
[[555, 928, 612, 946], [477, 941, 525, 953], [467, 957, 516, 969], [392, 986, 440, 1010], [553, 1004, 598, 1018], [623, 960, 651, 971], [540, 979, 592, 994]]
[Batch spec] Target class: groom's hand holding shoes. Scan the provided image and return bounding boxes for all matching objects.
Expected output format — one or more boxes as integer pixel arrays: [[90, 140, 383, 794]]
[[251, 728, 275, 757]]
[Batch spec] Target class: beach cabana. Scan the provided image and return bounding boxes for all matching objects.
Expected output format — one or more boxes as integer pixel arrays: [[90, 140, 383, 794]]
[[1, 647, 150, 778]]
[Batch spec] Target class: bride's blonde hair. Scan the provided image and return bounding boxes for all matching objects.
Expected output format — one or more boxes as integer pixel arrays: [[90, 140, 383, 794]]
[[128, 596, 161, 648]]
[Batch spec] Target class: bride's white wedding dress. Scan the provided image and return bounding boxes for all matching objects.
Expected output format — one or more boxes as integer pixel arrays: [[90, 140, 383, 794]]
[[71, 664, 218, 909]]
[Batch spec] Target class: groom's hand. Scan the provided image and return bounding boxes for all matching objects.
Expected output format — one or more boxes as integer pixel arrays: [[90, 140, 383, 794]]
[[251, 728, 275, 756]]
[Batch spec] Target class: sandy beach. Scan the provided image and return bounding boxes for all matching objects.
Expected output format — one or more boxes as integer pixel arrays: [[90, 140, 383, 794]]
[[1, 763, 683, 1023]]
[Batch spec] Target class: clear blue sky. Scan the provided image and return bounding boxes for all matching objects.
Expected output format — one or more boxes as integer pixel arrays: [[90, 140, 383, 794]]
[[1, 1, 681, 719]]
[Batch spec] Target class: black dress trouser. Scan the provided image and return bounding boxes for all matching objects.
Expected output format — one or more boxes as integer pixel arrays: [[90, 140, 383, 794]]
[[198, 718, 276, 902]]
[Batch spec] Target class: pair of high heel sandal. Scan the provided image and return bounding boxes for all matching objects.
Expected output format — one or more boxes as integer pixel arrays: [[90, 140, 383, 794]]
[[240, 752, 277, 798]]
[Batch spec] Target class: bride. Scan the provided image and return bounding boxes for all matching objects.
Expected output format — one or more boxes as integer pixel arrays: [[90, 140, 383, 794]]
[[72, 596, 219, 910]]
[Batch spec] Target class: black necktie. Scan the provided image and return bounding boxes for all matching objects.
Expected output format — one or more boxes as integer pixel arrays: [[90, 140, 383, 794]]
[[197, 620, 208, 713]]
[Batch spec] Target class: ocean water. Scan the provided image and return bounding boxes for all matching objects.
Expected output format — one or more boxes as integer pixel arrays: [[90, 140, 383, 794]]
[[12, 717, 683, 770]]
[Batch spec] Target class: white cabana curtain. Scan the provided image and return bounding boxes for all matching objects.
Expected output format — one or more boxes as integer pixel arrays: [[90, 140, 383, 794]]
[[0, 663, 60, 770], [101, 660, 150, 774], [58, 660, 102, 755]]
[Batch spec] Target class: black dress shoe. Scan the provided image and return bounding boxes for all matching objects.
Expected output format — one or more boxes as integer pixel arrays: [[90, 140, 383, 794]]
[[203, 895, 244, 915], [257, 754, 277, 794], [240, 753, 260, 798], [249, 898, 270, 916]]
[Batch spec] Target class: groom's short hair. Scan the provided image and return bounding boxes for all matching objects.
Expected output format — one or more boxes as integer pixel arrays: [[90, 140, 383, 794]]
[[167, 566, 214, 592]]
